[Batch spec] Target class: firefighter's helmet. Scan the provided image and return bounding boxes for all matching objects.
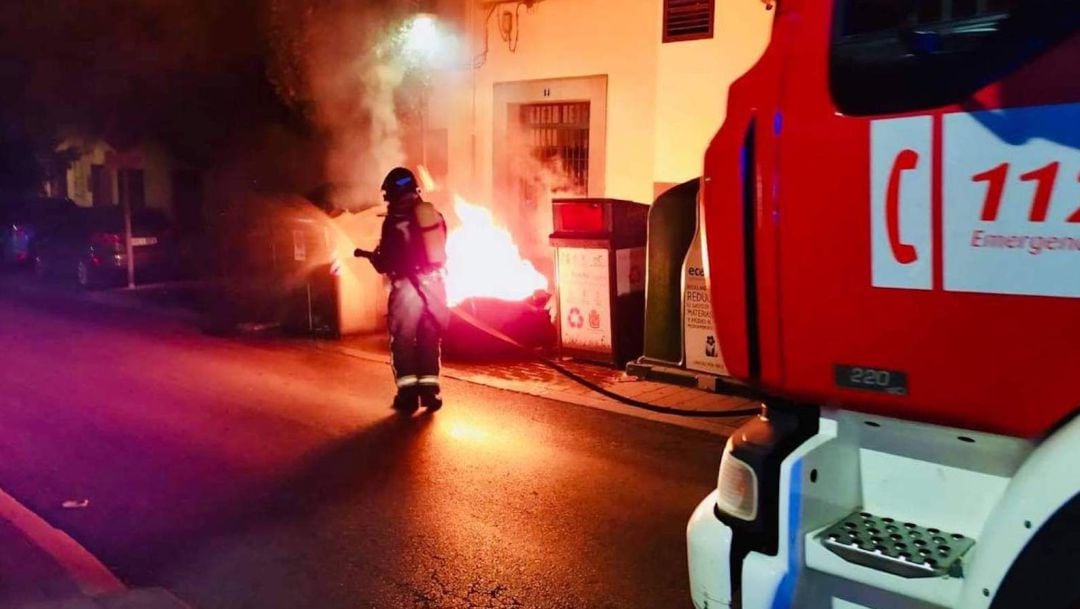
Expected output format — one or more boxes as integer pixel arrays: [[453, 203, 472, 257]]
[[381, 167, 419, 202]]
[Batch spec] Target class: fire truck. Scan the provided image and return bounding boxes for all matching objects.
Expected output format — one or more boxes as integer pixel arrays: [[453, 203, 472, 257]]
[[687, 1, 1079, 608]]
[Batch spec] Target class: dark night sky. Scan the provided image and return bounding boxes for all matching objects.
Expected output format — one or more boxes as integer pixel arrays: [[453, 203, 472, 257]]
[[0, 0, 416, 197], [0, 0, 298, 186]]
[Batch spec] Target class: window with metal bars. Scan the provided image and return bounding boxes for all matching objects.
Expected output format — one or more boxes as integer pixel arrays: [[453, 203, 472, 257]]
[[519, 101, 590, 197], [663, 0, 715, 43]]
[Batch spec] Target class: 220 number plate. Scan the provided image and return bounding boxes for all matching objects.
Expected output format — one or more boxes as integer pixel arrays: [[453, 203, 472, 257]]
[[834, 364, 908, 396]]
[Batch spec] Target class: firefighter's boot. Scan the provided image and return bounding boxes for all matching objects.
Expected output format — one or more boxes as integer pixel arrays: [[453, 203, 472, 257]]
[[392, 386, 419, 415], [418, 385, 442, 411]]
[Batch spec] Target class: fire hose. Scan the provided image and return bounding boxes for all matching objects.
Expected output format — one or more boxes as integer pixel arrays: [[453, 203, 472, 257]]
[[356, 249, 761, 419], [449, 306, 762, 419]]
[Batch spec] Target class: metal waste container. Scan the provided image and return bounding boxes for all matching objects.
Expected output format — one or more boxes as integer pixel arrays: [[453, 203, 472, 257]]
[[209, 198, 340, 338], [549, 198, 648, 366], [277, 216, 339, 337]]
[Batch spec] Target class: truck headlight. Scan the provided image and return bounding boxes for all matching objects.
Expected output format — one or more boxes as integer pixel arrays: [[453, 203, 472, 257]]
[[716, 437, 759, 521], [711, 406, 817, 555]]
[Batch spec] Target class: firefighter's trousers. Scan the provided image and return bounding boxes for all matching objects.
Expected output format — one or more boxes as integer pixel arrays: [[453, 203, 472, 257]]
[[388, 272, 450, 392]]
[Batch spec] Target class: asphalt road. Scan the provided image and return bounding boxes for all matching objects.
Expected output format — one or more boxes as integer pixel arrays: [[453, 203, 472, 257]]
[[0, 284, 726, 609]]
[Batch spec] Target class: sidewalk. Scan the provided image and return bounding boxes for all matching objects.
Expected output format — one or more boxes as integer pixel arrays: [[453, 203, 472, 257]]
[[0, 511, 85, 607], [0, 491, 189, 609], [82, 282, 210, 325], [326, 333, 757, 437], [15, 588, 189, 609], [0, 273, 207, 326]]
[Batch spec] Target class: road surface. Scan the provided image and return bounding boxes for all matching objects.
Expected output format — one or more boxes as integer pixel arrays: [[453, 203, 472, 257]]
[[0, 284, 726, 609]]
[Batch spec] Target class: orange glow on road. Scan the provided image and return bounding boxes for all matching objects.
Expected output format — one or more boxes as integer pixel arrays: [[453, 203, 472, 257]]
[[444, 195, 549, 307], [443, 420, 492, 443]]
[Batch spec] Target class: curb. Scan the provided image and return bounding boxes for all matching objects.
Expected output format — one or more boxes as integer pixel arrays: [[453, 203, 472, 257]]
[[0, 487, 124, 598], [0, 487, 194, 609], [18, 588, 192, 609]]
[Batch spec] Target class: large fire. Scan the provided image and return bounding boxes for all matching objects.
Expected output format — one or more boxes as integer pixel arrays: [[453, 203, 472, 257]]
[[444, 195, 549, 307]]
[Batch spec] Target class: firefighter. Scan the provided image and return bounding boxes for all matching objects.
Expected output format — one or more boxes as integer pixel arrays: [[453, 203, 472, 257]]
[[369, 167, 450, 414]]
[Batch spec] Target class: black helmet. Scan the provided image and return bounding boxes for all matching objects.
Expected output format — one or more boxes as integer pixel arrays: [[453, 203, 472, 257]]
[[381, 167, 419, 201]]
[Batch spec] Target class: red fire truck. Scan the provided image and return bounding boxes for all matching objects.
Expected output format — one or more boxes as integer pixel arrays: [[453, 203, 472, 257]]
[[687, 1, 1079, 608]]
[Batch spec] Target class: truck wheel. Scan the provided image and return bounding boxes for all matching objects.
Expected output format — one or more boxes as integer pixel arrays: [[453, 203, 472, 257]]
[[989, 493, 1080, 609]]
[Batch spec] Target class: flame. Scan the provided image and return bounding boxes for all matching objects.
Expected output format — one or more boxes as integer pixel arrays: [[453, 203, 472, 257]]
[[417, 164, 438, 192], [444, 195, 549, 306]]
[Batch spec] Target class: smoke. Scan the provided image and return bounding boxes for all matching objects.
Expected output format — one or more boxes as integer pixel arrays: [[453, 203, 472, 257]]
[[304, 21, 405, 210], [493, 131, 585, 278], [266, 0, 417, 211], [261, 0, 439, 331]]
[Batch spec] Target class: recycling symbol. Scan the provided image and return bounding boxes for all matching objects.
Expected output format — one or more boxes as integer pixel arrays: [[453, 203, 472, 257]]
[[588, 309, 601, 329], [567, 307, 584, 329]]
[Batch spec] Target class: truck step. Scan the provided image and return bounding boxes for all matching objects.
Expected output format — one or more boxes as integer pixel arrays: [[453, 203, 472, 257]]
[[819, 510, 975, 579]]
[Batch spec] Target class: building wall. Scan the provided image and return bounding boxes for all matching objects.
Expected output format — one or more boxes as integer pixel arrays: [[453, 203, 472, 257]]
[[63, 138, 175, 215], [443, 0, 658, 205], [652, 0, 773, 191], [436, 0, 773, 205], [66, 140, 110, 207]]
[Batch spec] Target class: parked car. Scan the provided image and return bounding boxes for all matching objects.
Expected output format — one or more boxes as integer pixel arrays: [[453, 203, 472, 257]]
[[0, 197, 78, 267], [34, 207, 179, 288]]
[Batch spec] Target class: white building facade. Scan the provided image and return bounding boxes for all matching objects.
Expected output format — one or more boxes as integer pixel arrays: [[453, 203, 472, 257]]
[[431, 0, 773, 212]]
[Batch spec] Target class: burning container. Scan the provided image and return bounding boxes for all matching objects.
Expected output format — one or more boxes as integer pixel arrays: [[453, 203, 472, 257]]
[[550, 198, 648, 366], [443, 293, 555, 360], [439, 194, 556, 359]]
